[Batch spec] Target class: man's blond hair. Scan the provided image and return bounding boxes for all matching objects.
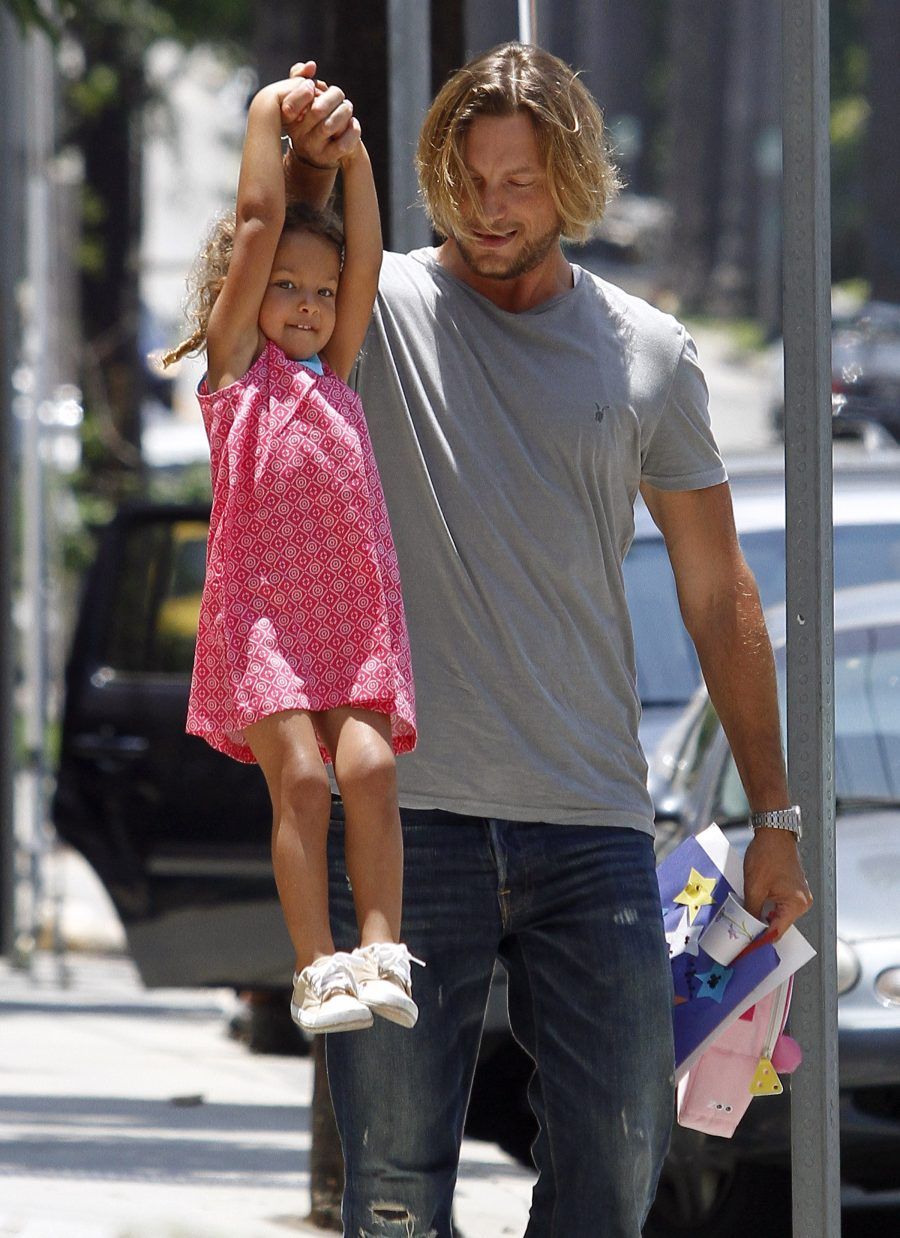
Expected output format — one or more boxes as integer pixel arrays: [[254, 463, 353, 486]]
[[416, 42, 620, 245]]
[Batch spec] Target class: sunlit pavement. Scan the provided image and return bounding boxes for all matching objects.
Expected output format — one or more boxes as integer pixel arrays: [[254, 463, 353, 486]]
[[0, 951, 536, 1238]]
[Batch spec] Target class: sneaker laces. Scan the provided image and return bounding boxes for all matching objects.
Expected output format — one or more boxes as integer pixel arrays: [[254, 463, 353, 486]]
[[302, 952, 358, 1000], [362, 942, 425, 986]]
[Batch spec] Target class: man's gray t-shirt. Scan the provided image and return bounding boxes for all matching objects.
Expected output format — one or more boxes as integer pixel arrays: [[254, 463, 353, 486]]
[[355, 249, 727, 833]]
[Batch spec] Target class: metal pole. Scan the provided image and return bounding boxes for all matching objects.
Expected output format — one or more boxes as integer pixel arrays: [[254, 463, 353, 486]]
[[0, 12, 26, 960], [16, 25, 56, 967], [782, 3, 839, 1236], [387, 0, 431, 253], [518, 0, 538, 45]]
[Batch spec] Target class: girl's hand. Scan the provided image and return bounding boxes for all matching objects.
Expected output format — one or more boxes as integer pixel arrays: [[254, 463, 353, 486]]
[[284, 61, 360, 168], [257, 77, 316, 127]]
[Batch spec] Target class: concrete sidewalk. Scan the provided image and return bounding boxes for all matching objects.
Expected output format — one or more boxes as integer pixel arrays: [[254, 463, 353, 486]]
[[0, 949, 536, 1238]]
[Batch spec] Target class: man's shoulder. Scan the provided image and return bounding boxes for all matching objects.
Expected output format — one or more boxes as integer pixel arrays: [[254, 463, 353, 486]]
[[378, 248, 436, 294], [575, 266, 687, 352]]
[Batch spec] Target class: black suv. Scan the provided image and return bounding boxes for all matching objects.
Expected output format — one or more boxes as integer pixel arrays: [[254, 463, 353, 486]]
[[54, 503, 292, 990]]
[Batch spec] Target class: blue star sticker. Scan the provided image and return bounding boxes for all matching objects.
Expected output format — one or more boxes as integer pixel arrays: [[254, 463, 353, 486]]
[[695, 964, 734, 1003]]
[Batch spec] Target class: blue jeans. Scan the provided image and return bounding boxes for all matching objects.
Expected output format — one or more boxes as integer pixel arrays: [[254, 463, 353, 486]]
[[326, 809, 675, 1237]]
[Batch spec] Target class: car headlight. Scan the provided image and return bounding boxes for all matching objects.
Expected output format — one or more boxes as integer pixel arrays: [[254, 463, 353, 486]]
[[836, 938, 860, 995], [875, 967, 900, 1008]]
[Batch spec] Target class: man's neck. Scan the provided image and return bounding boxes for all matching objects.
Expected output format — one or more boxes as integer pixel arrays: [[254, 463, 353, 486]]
[[434, 239, 573, 314]]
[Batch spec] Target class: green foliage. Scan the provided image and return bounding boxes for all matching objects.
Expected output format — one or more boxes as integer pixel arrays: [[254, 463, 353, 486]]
[[830, 0, 869, 282], [69, 63, 121, 116]]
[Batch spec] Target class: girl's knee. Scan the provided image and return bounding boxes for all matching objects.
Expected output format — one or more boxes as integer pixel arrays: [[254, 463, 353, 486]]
[[337, 744, 397, 802], [277, 759, 332, 822]]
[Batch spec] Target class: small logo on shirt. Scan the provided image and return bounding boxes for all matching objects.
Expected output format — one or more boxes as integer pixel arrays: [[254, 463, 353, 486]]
[[594, 403, 609, 425]]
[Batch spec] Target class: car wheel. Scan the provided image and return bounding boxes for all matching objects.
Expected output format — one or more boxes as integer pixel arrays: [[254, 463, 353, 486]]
[[644, 1133, 790, 1238], [465, 1033, 537, 1166], [229, 989, 310, 1057]]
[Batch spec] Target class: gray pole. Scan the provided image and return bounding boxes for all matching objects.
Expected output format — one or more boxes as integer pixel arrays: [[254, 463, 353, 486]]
[[0, 13, 26, 960], [387, 0, 431, 253], [782, 3, 840, 1236], [518, 0, 538, 44]]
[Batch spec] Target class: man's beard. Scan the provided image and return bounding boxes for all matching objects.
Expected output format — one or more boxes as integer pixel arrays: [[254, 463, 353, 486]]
[[454, 223, 561, 281]]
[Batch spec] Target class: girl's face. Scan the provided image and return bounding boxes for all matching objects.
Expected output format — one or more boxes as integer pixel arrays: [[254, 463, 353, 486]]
[[258, 230, 341, 359]]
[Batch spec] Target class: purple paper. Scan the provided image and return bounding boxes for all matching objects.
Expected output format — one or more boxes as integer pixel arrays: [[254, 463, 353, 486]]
[[658, 834, 780, 1068]]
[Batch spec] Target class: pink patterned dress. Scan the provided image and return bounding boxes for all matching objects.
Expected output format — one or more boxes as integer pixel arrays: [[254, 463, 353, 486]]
[[187, 339, 416, 763]]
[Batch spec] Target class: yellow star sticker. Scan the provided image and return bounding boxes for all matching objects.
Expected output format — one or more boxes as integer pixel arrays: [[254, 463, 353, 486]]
[[672, 868, 717, 924]]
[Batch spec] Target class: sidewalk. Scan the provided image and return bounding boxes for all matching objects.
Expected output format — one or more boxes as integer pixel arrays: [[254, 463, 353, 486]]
[[0, 944, 535, 1237]]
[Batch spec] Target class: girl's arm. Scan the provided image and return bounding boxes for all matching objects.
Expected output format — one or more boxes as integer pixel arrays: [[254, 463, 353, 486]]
[[320, 142, 382, 383], [281, 60, 358, 209], [206, 78, 315, 392]]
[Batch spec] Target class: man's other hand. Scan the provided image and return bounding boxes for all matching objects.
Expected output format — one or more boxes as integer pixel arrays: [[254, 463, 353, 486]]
[[743, 828, 813, 941]]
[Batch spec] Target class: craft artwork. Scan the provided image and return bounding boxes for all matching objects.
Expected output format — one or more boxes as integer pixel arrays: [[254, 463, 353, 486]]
[[675, 980, 802, 1137], [658, 824, 815, 1085]]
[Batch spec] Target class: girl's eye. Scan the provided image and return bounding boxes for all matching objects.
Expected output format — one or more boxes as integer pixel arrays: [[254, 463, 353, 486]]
[[509, 181, 533, 189], [275, 280, 294, 290], [318, 288, 335, 298]]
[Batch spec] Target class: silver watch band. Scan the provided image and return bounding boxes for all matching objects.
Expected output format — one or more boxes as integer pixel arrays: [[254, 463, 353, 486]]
[[750, 805, 802, 840]]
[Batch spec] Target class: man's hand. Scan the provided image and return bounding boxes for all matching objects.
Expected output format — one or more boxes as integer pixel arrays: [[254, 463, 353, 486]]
[[284, 60, 360, 169], [264, 76, 316, 125], [743, 829, 813, 941]]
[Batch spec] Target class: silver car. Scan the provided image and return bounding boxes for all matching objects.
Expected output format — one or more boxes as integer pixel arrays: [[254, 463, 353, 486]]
[[643, 582, 900, 1236]]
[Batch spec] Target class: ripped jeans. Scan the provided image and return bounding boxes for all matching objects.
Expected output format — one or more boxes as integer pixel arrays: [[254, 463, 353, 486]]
[[326, 810, 675, 1238]]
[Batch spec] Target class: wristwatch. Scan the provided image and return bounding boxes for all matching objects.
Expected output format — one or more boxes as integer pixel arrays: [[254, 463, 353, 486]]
[[750, 805, 802, 840]]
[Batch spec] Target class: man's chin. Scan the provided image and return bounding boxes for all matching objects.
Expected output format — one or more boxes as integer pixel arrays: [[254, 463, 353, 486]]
[[456, 231, 560, 282]]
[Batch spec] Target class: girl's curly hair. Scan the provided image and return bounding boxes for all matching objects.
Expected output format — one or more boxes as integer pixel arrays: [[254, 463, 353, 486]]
[[160, 201, 344, 368]]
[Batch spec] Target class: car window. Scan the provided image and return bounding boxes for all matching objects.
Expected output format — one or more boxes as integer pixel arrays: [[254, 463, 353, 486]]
[[713, 620, 900, 817], [736, 524, 900, 617], [833, 622, 900, 797], [103, 519, 209, 676], [668, 701, 723, 801], [625, 521, 900, 708], [622, 541, 700, 705]]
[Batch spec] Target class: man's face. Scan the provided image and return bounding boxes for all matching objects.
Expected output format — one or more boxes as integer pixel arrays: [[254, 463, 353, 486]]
[[453, 112, 562, 281]]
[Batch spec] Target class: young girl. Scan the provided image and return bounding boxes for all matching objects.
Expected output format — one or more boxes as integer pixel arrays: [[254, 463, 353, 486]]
[[162, 76, 419, 1035]]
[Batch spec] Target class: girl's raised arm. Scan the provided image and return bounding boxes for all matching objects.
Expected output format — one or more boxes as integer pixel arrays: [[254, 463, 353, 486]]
[[206, 78, 314, 392], [321, 142, 383, 383]]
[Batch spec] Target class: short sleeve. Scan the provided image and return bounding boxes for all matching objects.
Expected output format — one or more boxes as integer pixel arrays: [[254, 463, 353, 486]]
[[641, 331, 728, 491]]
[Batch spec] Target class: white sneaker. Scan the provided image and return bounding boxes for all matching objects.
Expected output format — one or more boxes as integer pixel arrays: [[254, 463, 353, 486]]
[[351, 943, 425, 1029], [290, 952, 374, 1034]]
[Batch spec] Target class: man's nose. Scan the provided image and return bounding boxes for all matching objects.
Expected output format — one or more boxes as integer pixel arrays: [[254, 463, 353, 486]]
[[479, 184, 505, 221]]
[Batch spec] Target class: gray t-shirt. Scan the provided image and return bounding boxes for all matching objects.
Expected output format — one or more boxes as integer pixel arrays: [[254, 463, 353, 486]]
[[354, 249, 727, 832]]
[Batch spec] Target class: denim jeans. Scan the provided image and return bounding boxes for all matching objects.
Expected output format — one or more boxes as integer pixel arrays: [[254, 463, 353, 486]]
[[326, 808, 675, 1238]]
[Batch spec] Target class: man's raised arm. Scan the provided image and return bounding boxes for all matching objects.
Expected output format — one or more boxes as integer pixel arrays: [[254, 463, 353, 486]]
[[282, 60, 360, 208]]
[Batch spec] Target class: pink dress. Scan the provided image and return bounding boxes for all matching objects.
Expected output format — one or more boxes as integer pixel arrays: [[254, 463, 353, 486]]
[[187, 339, 416, 763]]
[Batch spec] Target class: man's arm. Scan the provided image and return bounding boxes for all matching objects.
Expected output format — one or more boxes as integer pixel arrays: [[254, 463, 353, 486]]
[[640, 480, 813, 940], [282, 60, 359, 208]]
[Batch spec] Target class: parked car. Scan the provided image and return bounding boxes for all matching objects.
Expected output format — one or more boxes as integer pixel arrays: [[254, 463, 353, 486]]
[[769, 301, 900, 444], [643, 582, 900, 1237]]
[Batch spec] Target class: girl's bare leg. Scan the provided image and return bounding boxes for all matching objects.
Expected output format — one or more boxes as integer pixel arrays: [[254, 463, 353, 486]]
[[312, 706, 402, 946], [244, 709, 335, 972]]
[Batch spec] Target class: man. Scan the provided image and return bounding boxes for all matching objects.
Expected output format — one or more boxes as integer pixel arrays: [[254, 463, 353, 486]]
[[283, 43, 811, 1237]]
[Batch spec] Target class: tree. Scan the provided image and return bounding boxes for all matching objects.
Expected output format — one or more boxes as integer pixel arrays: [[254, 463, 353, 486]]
[[662, 0, 730, 312], [864, 0, 900, 301], [57, 0, 250, 499]]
